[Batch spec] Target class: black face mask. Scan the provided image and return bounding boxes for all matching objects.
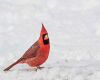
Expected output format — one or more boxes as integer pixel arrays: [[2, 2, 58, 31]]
[[42, 34, 49, 45]]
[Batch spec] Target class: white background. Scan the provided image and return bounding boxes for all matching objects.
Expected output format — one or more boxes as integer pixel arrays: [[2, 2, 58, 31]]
[[0, 0, 100, 80]]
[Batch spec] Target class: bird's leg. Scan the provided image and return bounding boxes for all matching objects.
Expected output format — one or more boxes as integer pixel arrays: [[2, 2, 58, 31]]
[[37, 66, 44, 69], [34, 66, 44, 71]]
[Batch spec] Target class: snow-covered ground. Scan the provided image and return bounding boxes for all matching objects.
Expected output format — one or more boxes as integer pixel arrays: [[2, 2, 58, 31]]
[[0, 0, 100, 80]]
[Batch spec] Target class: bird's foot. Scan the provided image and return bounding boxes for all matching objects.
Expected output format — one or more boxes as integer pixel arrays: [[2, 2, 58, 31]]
[[34, 66, 44, 71], [37, 66, 44, 69]]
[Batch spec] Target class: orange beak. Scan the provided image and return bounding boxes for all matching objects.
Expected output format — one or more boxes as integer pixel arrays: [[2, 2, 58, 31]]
[[44, 34, 48, 40]]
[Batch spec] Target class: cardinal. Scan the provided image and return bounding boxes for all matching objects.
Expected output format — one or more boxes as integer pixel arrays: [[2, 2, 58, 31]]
[[4, 24, 50, 71]]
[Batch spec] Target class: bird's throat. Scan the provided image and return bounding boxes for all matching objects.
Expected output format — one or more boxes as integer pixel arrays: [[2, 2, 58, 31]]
[[43, 39, 49, 45]]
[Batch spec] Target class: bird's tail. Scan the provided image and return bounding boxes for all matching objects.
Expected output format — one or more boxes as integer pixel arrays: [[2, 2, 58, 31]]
[[4, 58, 23, 71]]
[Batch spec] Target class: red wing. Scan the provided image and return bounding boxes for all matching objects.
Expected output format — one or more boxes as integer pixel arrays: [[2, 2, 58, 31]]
[[21, 41, 40, 59]]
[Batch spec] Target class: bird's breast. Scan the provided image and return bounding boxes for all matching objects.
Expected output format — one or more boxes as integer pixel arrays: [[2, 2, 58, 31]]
[[35, 45, 50, 65], [25, 44, 50, 67]]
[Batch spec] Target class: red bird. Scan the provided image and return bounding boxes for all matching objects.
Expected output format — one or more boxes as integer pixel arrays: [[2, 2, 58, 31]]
[[4, 24, 50, 71]]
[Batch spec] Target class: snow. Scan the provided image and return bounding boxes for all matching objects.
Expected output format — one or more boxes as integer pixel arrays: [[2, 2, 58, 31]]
[[0, 0, 100, 80]]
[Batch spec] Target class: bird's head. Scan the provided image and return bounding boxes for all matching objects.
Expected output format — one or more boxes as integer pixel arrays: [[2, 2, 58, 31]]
[[39, 24, 50, 46]]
